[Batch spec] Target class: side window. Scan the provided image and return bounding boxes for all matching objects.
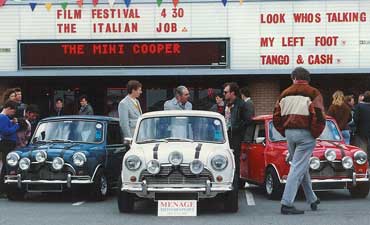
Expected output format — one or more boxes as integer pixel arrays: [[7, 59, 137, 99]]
[[253, 123, 266, 141], [107, 123, 123, 145]]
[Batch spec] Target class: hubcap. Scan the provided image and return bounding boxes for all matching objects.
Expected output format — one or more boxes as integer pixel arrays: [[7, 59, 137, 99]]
[[100, 176, 108, 195], [265, 174, 273, 195]]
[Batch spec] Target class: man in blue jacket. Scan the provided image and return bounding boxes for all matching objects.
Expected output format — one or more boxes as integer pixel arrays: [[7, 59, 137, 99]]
[[0, 100, 19, 193]]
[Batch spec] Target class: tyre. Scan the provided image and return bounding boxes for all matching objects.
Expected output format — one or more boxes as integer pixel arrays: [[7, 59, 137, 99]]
[[7, 188, 25, 201], [89, 169, 108, 201], [349, 181, 370, 198], [265, 167, 283, 200], [223, 176, 239, 213], [238, 179, 246, 189], [117, 177, 135, 213]]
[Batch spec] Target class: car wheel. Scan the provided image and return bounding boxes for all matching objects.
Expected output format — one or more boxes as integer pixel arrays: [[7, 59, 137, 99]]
[[89, 169, 108, 201], [6, 189, 25, 201], [238, 179, 246, 189], [117, 177, 135, 213], [223, 176, 239, 213], [265, 167, 283, 200], [349, 181, 370, 198]]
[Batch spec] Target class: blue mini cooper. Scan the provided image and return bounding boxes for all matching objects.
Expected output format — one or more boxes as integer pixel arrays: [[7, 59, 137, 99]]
[[4, 116, 128, 201]]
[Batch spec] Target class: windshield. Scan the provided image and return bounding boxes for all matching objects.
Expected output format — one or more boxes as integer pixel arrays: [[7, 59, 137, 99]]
[[136, 116, 225, 144], [269, 120, 342, 142], [33, 120, 104, 143]]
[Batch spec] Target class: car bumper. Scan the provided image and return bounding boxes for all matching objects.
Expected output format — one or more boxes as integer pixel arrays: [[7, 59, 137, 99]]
[[281, 172, 369, 189], [4, 174, 93, 190], [121, 180, 233, 198]]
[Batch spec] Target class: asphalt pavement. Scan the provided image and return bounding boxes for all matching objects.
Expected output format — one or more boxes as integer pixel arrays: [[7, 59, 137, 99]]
[[1, 185, 370, 225]]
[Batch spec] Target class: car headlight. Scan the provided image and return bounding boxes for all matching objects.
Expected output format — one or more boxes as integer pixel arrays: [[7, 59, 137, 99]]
[[6, 152, 20, 167], [35, 150, 47, 163], [190, 159, 204, 175], [168, 151, 183, 166], [125, 155, 142, 171], [52, 157, 64, 170], [325, 149, 337, 162], [146, 160, 160, 175], [73, 152, 87, 167], [309, 157, 320, 170], [211, 155, 228, 171], [342, 156, 353, 169], [19, 158, 31, 171], [354, 151, 367, 165]]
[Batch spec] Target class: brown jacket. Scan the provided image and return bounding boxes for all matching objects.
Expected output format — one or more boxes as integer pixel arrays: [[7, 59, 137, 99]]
[[273, 80, 325, 138], [327, 104, 351, 130]]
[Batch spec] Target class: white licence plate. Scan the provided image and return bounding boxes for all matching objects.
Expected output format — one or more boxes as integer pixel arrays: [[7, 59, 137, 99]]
[[158, 200, 197, 217]]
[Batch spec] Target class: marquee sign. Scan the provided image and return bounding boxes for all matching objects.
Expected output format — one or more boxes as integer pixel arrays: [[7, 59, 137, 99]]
[[18, 39, 228, 69]]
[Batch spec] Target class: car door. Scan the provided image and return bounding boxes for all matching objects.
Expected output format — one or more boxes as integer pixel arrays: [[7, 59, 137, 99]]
[[106, 122, 129, 183], [244, 122, 267, 184]]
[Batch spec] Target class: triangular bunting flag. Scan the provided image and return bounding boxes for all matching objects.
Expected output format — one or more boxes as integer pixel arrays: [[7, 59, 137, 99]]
[[156, 0, 162, 7], [0, 0, 6, 8], [239, 0, 243, 4], [124, 0, 131, 8], [92, 0, 98, 7], [77, 0, 83, 8], [108, 0, 115, 8], [45, 2, 52, 11], [61, 2, 68, 10], [172, 0, 179, 8], [29, 2, 37, 11], [222, 0, 227, 6]]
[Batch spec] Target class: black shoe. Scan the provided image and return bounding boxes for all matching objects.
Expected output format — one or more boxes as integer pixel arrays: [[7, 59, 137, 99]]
[[310, 199, 320, 211], [281, 205, 304, 215]]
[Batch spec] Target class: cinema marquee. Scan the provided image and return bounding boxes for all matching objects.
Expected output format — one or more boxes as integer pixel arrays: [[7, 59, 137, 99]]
[[18, 39, 228, 69]]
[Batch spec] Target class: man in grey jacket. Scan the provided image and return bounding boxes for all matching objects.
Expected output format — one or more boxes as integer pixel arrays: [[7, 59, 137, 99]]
[[164, 86, 192, 110], [119, 80, 143, 138], [78, 95, 94, 115]]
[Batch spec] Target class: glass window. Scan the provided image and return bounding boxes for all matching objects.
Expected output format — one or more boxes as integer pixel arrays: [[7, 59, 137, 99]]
[[107, 123, 122, 145], [268, 120, 342, 142], [33, 120, 104, 143], [136, 116, 225, 144], [146, 89, 167, 112]]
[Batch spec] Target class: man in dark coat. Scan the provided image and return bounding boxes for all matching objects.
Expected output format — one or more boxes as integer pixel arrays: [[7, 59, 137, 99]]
[[353, 91, 370, 160], [223, 82, 253, 181]]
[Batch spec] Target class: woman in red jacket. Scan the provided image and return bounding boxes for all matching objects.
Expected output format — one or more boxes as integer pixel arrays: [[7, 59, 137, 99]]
[[327, 90, 352, 144]]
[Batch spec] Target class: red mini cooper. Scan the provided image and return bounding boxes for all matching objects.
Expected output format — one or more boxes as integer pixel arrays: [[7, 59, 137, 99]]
[[239, 115, 369, 199]]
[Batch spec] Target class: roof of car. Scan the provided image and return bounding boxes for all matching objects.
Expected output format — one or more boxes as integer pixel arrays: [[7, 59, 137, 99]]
[[141, 110, 224, 119], [253, 114, 334, 121], [40, 115, 119, 122]]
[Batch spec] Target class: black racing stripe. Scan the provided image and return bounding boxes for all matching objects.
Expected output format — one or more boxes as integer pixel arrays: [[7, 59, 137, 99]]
[[331, 142, 346, 158], [153, 143, 160, 160], [194, 143, 202, 159]]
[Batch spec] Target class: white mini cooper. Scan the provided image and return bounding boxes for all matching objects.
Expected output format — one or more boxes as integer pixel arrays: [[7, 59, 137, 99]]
[[117, 110, 238, 213]]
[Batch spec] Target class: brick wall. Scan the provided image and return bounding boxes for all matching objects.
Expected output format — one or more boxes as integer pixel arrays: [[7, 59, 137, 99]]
[[249, 79, 280, 116]]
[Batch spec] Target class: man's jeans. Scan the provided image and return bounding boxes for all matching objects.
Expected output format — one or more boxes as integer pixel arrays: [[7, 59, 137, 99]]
[[281, 129, 318, 207]]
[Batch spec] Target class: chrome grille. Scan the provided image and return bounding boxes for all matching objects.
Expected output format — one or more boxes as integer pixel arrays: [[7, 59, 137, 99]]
[[310, 162, 350, 177], [141, 165, 213, 185], [22, 164, 73, 180]]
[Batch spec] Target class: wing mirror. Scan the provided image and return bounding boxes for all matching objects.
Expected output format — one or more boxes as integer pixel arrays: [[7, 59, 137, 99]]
[[123, 137, 133, 145], [255, 137, 266, 146]]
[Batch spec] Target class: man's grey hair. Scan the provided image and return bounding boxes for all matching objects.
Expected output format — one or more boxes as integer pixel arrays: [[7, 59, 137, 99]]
[[175, 85, 188, 96]]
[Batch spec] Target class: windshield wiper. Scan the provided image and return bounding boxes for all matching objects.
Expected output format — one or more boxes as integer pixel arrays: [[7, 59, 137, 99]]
[[163, 137, 194, 142], [138, 139, 167, 144], [34, 140, 52, 144], [50, 139, 74, 143]]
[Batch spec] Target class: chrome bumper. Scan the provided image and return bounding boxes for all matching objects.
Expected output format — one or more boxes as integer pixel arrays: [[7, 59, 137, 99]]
[[5, 174, 93, 188], [121, 180, 233, 196], [281, 172, 369, 186]]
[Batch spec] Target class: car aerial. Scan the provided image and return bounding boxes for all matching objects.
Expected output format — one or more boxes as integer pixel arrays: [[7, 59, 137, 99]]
[[240, 115, 369, 199], [4, 116, 128, 201], [117, 110, 238, 213]]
